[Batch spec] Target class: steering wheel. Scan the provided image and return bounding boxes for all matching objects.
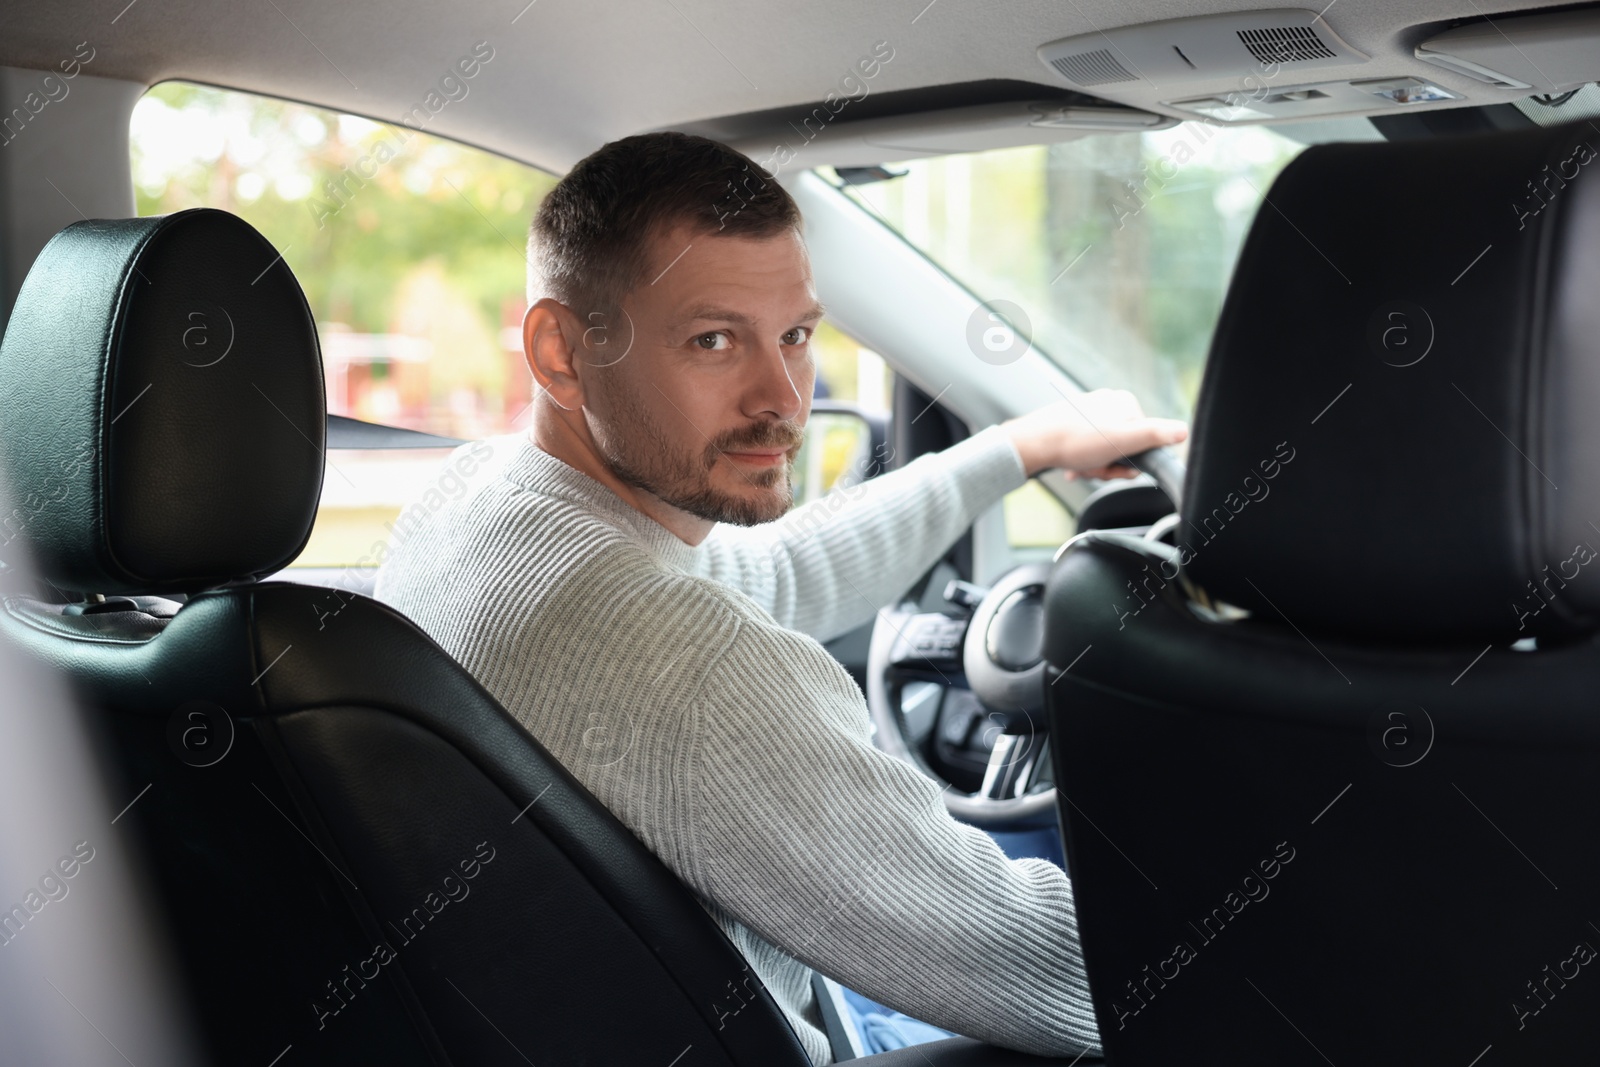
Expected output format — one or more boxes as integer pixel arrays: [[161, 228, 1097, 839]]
[[865, 446, 1185, 826]]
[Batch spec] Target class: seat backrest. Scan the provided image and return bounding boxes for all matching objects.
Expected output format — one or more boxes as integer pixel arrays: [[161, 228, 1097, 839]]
[[0, 209, 811, 1067], [1044, 121, 1600, 1067]]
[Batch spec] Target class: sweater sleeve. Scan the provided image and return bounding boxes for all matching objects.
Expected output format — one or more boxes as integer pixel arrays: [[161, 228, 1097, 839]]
[[680, 613, 1101, 1058], [693, 425, 1027, 643]]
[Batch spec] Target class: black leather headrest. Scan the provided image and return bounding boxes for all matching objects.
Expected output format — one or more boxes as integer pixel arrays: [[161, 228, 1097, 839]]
[[0, 208, 324, 595], [1182, 121, 1600, 644]]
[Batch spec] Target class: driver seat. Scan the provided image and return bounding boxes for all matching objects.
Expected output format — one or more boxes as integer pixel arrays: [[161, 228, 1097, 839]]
[[0, 208, 821, 1066], [1044, 121, 1600, 1066]]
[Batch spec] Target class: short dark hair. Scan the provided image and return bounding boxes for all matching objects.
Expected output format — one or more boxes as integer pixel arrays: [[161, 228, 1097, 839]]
[[528, 132, 802, 318]]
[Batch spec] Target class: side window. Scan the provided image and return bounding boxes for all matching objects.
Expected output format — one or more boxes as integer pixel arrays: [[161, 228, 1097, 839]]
[[810, 320, 890, 411], [794, 321, 891, 507], [130, 81, 557, 571], [1003, 480, 1073, 550], [130, 84, 896, 557]]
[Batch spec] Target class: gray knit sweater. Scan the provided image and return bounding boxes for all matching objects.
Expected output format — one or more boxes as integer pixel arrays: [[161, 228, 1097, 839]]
[[373, 425, 1101, 1064]]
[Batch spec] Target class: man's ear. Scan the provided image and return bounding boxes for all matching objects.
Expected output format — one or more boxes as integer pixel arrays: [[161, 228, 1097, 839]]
[[523, 298, 585, 411]]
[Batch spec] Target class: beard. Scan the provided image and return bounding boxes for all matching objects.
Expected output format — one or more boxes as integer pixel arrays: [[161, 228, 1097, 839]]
[[587, 372, 804, 526]]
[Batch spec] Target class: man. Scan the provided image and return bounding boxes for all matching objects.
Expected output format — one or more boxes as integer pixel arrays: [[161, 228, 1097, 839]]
[[375, 131, 1186, 1063]]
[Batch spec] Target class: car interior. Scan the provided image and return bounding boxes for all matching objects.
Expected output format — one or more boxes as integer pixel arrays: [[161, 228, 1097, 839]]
[[1, 1, 1598, 1064]]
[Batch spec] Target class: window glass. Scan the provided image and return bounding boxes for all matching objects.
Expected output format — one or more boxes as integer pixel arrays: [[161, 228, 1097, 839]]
[[1003, 480, 1074, 548], [792, 412, 873, 508], [132, 81, 555, 439], [130, 83, 892, 566], [811, 320, 891, 410], [132, 82, 557, 568], [838, 124, 1318, 419], [799, 320, 892, 507]]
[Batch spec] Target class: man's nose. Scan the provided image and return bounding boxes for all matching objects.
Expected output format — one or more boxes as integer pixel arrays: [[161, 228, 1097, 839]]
[[744, 341, 804, 422]]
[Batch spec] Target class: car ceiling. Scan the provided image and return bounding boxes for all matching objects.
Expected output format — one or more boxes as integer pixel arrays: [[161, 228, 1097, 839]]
[[0, 0, 1579, 172]]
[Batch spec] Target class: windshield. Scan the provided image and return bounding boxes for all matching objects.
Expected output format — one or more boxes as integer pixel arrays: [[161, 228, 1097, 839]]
[[838, 121, 1373, 419]]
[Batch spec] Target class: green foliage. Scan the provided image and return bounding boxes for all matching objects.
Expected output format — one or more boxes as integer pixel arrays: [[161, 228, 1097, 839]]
[[132, 81, 557, 335], [844, 127, 1304, 418]]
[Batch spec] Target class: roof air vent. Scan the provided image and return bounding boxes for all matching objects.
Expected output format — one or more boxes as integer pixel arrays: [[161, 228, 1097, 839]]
[[1049, 48, 1138, 86], [1237, 25, 1338, 65], [1038, 9, 1366, 91]]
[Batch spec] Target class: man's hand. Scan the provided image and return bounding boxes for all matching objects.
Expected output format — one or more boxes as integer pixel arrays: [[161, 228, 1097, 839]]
[[1001, 390, 1189, 479]]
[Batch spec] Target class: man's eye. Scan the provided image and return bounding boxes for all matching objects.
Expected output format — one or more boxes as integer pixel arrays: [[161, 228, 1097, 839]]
[[782, 327, 811, 346], [694, 332, 730, 350]]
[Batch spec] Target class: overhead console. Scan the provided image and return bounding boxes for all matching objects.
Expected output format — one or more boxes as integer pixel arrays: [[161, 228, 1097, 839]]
[[1036, 4, 1600, 126], [1038, 7, 1452, 124], [671, 5, 1600, 169], [1039, 8, 1368, 90], [1416, 7, 1600, 91], [673, 79, 1177, 171]]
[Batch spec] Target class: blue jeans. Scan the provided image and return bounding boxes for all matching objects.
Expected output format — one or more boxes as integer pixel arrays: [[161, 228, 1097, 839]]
[[840, 986, 955, 1053]]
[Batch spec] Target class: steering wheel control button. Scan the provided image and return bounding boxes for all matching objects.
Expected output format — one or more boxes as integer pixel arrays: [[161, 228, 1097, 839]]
[[985, 586, 1046, 671], [894, 613, 969, 664]]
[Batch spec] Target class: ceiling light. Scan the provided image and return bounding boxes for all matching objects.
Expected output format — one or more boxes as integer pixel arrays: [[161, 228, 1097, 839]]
[[1353, 77, 1461, 105]]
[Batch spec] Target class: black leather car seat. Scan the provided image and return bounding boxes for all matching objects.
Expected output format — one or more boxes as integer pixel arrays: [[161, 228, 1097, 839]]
[[0, 207, 1096, 1067], [1044, 120, 1600, 1067]]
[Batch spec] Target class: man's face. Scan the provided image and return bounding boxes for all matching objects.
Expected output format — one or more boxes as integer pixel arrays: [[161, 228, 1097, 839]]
[[578, 222, 820, 526]]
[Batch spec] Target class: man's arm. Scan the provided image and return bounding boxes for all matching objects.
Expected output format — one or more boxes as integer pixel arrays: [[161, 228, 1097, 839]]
[[681, 616, 1102, 1057], [695, 425, 1024, 642]]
